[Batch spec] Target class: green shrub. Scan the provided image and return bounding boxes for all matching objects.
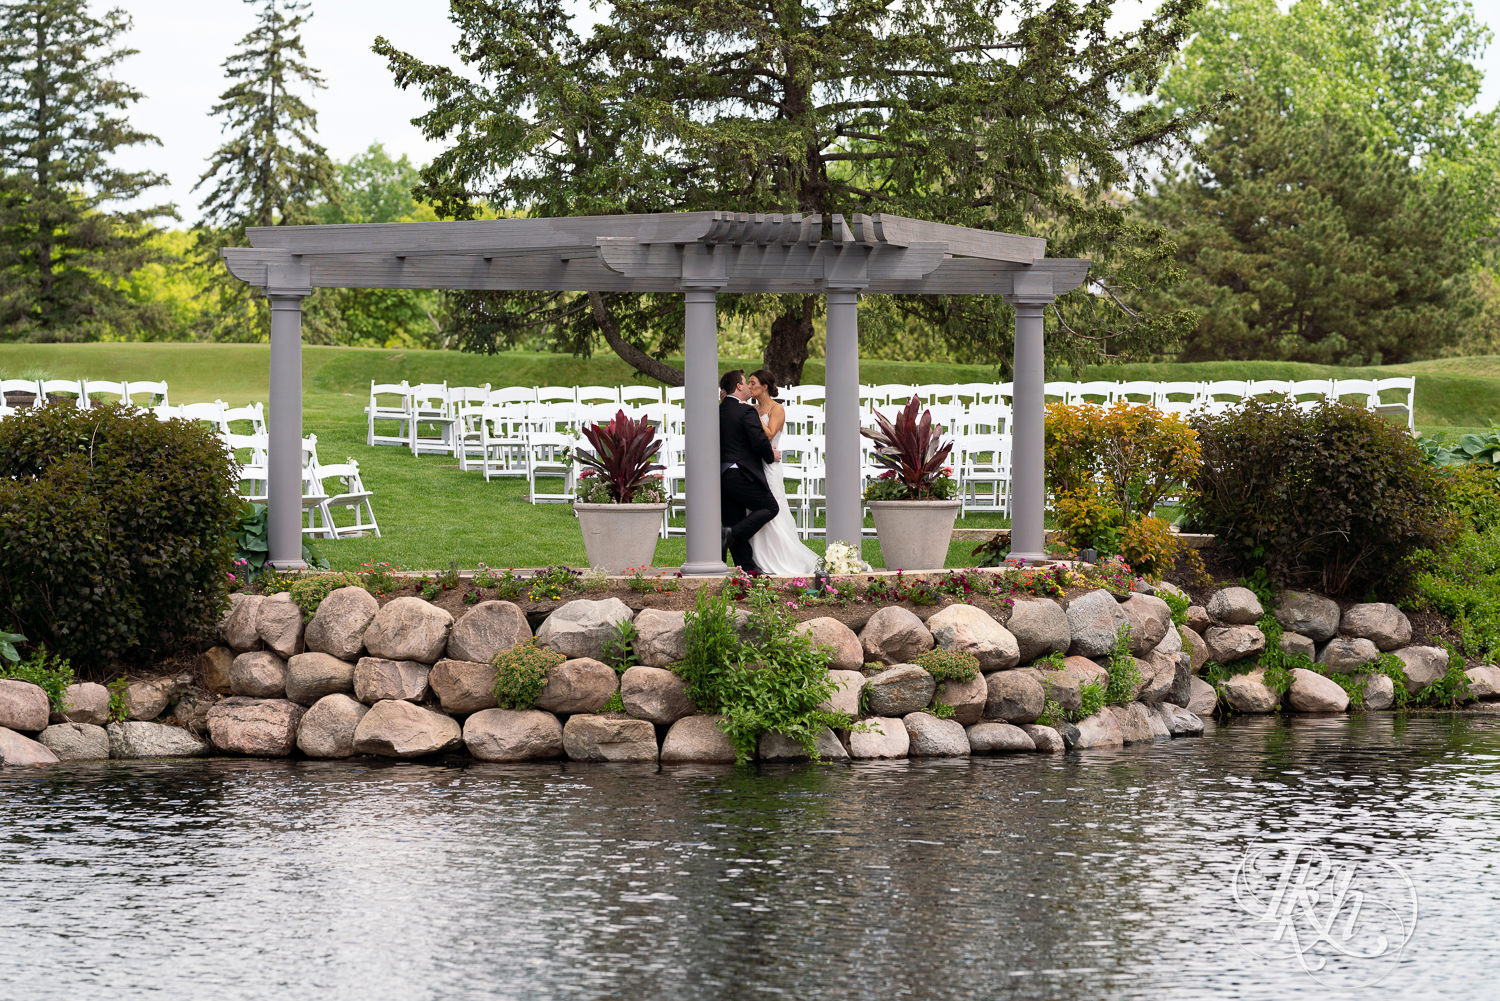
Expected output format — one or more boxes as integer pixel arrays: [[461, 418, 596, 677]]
[[1028, 650, 1067, 672], [0, 403, 241, 674], [1406, 527, 1500, 661], [491, 641, 564, 710], [1185, 398, 1454, 596], [599, 620, 639, 673], [913, 648, 980, 683], [1160, 588, 1190, 626], [1104, 623, 1140, 705], [1, 645, 76, 713], [1439, 464, 1500, 535], [1078, 680, 1107, 718]]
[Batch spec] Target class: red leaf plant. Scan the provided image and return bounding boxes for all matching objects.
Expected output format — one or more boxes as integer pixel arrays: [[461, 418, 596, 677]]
[[861, 395, 954, 499], [575, 410, 665, 503]]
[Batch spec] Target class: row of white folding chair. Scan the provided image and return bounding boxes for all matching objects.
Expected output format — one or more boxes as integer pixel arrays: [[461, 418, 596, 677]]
[[0, 378, 169, 408], [234, 435, 380, 539]]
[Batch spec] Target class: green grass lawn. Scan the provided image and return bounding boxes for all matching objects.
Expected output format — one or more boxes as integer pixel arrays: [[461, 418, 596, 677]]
[[3, 342, 1495, 571]]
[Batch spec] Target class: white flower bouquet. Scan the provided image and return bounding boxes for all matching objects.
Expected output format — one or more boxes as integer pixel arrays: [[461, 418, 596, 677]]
[[820, 540, 872, 576]]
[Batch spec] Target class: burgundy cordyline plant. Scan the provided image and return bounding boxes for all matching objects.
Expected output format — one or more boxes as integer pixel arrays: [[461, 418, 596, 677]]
[[575, 411, 665, 502], [861, 395, 954, 498]]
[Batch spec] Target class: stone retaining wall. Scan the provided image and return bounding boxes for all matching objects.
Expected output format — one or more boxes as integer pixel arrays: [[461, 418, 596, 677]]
[[4, 579, 1497, 768]]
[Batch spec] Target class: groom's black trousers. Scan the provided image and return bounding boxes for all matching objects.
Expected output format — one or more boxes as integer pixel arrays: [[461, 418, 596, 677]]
[[721, 466, 779, 570]]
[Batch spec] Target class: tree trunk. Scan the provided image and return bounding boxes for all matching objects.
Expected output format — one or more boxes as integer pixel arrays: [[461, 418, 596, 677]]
[[589, 291, 684, 386], [762, 295, 817, 386]]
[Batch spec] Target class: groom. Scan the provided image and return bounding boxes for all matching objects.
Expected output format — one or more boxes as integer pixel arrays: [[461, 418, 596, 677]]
[[719, 369, 780, 573]]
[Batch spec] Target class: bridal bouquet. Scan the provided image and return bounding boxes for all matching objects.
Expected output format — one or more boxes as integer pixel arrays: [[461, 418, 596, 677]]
[[820, 540, 871, 576]]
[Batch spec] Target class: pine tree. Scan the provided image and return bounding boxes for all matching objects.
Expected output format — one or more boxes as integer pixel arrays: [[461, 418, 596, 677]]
[[194, 0, 340, 340], [0, 0, 175, 342]]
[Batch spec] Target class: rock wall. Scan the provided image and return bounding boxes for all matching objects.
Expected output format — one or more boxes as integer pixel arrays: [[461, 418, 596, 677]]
[[5, 580, 1497, 768]]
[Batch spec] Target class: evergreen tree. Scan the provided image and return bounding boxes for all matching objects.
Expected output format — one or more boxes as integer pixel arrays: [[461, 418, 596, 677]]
[[0, 0, 175, 342], [194, 0, 340, 341], [377, 0, 1216, 383]]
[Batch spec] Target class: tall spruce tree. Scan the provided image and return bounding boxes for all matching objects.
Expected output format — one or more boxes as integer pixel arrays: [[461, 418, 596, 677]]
[[0, 0, 175, 342], [377, 0, 1215, 384], [195, 0, 340, 341]]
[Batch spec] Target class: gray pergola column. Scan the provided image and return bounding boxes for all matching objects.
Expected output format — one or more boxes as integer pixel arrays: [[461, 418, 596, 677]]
[[680, 287, 730, 575], [824, 289, 863, 552], [1007, 291, 1053, 563], [265, 271, 310, 570]]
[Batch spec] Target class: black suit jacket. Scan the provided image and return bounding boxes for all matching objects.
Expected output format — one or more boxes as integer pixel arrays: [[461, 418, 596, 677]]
[[719, 397, 775, 487]]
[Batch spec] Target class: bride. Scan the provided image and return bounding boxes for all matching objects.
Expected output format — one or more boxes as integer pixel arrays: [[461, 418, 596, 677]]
[[745, 370, 820, 576]]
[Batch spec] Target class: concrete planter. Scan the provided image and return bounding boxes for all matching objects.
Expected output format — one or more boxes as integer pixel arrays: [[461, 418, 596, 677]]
[[574, 502, 667, 572], [868, 499, 961, 571]]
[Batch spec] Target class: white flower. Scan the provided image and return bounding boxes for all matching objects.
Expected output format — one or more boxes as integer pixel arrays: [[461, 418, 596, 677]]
[[820, 540, 872, 575]]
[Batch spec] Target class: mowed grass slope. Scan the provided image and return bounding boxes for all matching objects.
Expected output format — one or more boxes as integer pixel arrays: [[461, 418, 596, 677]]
[[3, 343, 1496, 571]]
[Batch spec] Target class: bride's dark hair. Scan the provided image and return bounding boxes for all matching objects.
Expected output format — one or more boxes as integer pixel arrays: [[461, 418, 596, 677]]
[[749, 368, 779, 400]]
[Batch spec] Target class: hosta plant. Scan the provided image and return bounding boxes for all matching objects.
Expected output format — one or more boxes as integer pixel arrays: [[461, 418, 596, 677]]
[[575, 410, 665, 503], [861, 395, 955, 500]]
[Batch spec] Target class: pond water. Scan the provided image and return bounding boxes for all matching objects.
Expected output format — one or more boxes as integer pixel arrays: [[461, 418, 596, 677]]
[[4, 713, 1499, 1000]]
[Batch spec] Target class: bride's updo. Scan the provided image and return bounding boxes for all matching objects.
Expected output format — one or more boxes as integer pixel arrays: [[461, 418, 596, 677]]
[[749, 368, 779, 401]]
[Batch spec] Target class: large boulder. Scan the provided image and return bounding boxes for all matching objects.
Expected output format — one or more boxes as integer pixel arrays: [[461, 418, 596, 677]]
[[1221, 670, 1280, 714], [759, 727, 849, 762], [199, 646, 236, 695], [983, 669, 1044, 724], [304, 585, 379, 661], [353, 657, 431, 704], [221, 592, 264, 651], [968, 722, 1036, 754], [561, 714, 658, 762], [284, 652, 356, 705], [463, 708, 565, 762], [1280, 632, 1317, 661], [925, 604, 1019, 671], [230, 650, 287, 698], [1286, 668, 1349, 713], [0, 726, 59, 765], [620, 666, 694, 725], [255, 592, 305, 659], [1362, 673, 1396, 711], [1018, 723, 1065, 752], [447, 600, 532, 663], [1060, 655, 1109, 689], [1071, 711, 1124, 749], [296, 694, 369, 758], [1065, 589, 1130, 658], [860, 606, 934, 665], [1207, 587, 1264, 625], [1137, 652, 1183, 705], [1341, 603, 1412, 651], [1186, 676, 1218, 716], [863, 665, 936, 717], [171, 690, 215, 737], [1110, 702, 1160, 743], [1204, 625, 1266, 665], [106, 721, 208, 759], [1276, 591, 1340, 642], [1151, 703, 1206, 737], [1031, 664, 1081, 715], [352, 700, 463, 758], [0, 679, 49, 732], [124, 681, 169, 722], [660, 715, 738, 764], [633, 608, 688, 668], [1184, 605, 1211, 634], [207, 697, 305, 756], [847, 717, 909, 759], [1181, 628, 1209, 673], [794, 617, 863, 671], [1465, 665, 1500, 700], [429, 658, 499, 716], [1151, 622, 1183, 660], [1006, 599, 1071, 663], [57, 682, 110, 725], [932, 673, 988, 725], [1120, 594, 1172, 654], [817, 670, 865, 718], [363, 597, 453, 663], [1393, 646, 1449, 693], [535, 598, 634, 662], [904, 712, 969, 757], [38, 722, 109, 761], [1318, 637, 1379, 674], [536, 658, 618, 715]]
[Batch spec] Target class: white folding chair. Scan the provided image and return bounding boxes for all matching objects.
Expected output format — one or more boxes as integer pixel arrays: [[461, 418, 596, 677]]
[[81, 379, 131, 408], [793, 384, 826, 406], [957, 433, 1012, 516], [178, 401, 228, 427], [1373, 377, 1416, 430], [1043, 381, 1074, 406], [1114, 381, 1159, 405], [639, 403, 683, 437], [236, 463, 269, 504], [1066, 381, 1117, 406], [782, 404, 822, 437], [481, 406, 531, 480], [487, 386, 536, 406], [126, 380, 169, 406], [314, 459, 381, 538], [1246, 379, 1294, 401], [525, 431, 577, 504], [0, 379, 41, 409], [221, 402, 267, 436], [448, 385, 492, 464], [575, 385, 620, 405], [300, 435, 334, 538], [778, 434, 821, 538], [665, 385, 687, 404], [951, 382, 999, 407], [535, 386, 575, 404], [619, 385, 663, 406], [1154, 381, 1204, 416], [37, 379, 87, 409], [407, 382, 456, 455], [367, 380, 411, 446]]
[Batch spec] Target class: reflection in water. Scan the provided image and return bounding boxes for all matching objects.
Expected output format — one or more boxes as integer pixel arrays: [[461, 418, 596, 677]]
[[3, 713, 1499, 1000]]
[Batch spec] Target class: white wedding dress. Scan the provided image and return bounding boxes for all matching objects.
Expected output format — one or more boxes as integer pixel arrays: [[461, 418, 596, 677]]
[[751, 413, 821, 576]]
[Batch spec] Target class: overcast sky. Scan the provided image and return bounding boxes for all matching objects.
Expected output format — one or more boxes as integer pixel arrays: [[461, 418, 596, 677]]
[[108, 0, 1500, 224]]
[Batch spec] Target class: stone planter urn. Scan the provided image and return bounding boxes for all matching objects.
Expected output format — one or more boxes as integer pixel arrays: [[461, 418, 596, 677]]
[[574, 502, 668, 572], [868, 499, 961, 571]]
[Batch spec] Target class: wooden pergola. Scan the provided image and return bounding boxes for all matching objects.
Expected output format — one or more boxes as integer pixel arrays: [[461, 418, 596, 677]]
[[222, 211, 1089, 574]]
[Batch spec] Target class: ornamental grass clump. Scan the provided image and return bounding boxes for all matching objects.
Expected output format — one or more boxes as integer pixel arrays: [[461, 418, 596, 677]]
[[861, 395, 956, 500], [574, 410, 666, 503], [491, 641, 564, 710]]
